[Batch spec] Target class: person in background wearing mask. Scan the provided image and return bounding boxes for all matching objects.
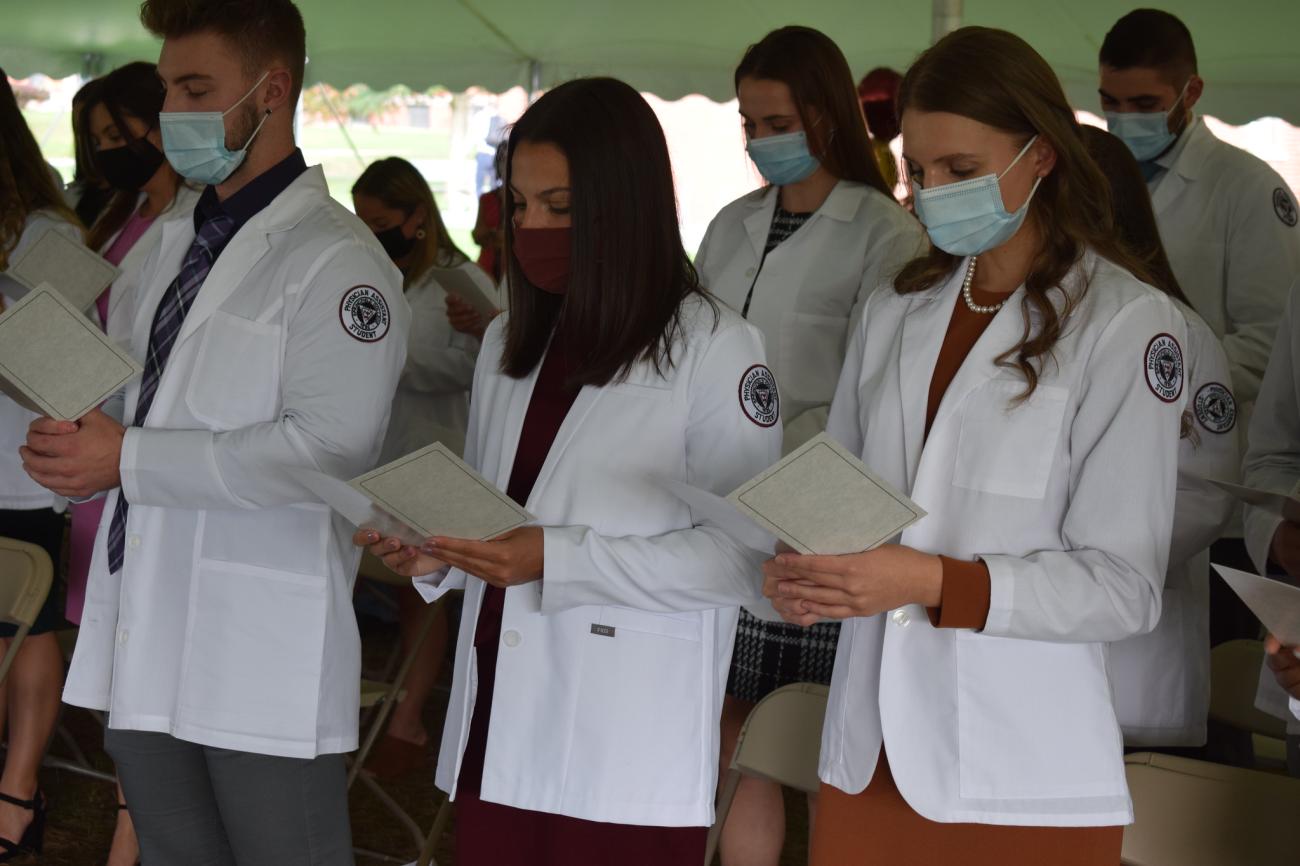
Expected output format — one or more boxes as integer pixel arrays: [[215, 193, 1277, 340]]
[[858, 67, 904, 193], [1081, 127, 1237, 753], [350, 156, 494, 779], [65, 76, 116, 229], [694, 26, 923, 866], [19, 1, 408, 862], [358, 77, 780, 866], [765, 28, 1185, 865], [1099, 8, 1300, 644], [0, 69, 85, 863], [72, 58, 201, 866]]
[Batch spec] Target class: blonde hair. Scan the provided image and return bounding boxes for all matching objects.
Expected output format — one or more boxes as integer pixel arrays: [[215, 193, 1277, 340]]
[[352, 157, 466, 288]]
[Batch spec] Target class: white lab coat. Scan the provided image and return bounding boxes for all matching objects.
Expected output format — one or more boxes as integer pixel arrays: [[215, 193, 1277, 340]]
[[413, 296, 782, 827], [1243, 278, 1300, 575], [62, 166, 410, 759], [1109, 304, 1237, 747], [1243, 279, 1300, 733], [101, 185, 203, 350], [0, 210, 83, 511], [379, 262, 492, 462], [695, 181, 923, 449], [821, 252, 1185, 826], [1150, 117, 1300, 410]]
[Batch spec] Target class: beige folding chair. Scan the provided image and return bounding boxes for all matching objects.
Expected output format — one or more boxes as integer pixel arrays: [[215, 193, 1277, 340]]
[[1209, 639, 1289, 766], [1122, 751, 1300, 865], [350, 552, 452, 865], [704, 682, 830, 865], [0, 537, 53, 686]]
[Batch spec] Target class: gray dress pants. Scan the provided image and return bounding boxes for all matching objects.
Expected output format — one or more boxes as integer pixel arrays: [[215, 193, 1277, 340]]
[[105, 728, 354, 866]]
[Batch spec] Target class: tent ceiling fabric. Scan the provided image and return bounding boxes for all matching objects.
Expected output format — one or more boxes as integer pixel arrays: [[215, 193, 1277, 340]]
[[3, 0, 1299, 124]]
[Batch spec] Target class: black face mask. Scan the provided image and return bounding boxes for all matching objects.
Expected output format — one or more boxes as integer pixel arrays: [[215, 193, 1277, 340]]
[[374, 225, 417, 262], [94, 140, 166, 191]]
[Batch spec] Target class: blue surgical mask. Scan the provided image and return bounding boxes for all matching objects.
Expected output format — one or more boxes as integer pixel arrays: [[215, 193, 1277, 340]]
[[160, 72, 271, 185], [912, 136, 1041, 257], [747, 131, 821, 186], [1105, 82, 1189, 163]]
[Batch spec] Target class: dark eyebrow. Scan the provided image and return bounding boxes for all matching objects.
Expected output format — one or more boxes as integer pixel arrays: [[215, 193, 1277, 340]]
[[901, 151, 979, 163], [169, 73, 215, 87], [508, 186, 571, 198]]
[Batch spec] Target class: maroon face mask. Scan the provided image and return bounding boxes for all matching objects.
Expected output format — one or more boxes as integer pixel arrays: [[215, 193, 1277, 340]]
[[512, 227, 572, 294]]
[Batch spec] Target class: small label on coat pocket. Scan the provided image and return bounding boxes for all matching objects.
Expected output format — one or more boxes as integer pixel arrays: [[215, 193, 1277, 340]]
[[590, 624, 616, 638]]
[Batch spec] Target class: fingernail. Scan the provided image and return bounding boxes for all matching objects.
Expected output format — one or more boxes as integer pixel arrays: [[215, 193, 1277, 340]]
[[421, 543, 438, 555]]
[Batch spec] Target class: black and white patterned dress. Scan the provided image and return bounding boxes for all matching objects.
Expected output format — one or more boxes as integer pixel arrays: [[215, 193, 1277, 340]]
[[727, 204, 842, 703]]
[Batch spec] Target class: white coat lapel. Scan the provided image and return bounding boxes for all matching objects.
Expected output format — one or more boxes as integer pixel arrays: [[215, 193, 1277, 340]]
[[494, 361, 544, 490], [927, 285, 1030, 438], [523, 385, 604, 511], [897, 282, 954, 480], [743, 189, 778, 260], [172, 223, 273, 349], [131, 215, 194, 355]]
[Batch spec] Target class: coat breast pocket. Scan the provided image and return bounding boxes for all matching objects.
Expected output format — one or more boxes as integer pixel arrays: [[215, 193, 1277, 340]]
[[186, 312, 283, 430], [952, 380, 1069, 500]]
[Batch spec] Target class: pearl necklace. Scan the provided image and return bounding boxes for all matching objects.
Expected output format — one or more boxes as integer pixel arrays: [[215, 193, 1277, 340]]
[[961, 256, 1006, 315]]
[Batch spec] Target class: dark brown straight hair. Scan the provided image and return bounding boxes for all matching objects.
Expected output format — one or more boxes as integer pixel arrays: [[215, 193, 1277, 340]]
[[1080, 126, 1192, 309], [897, 27, 1153, 398], [84, 62, 183, 252], [0, 70, 82, 269], [500, 77, 713, 387], [734, 26, 891, 196]]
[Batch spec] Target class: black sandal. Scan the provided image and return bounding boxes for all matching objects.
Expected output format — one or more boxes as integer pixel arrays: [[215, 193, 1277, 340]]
[[0, 789, 46, 862]]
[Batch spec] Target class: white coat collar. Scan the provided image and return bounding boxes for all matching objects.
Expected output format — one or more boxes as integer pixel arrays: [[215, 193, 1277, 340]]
[[104, 184, 202, 327], [740, 180, 870, 258], [1157, 116, 1214, 181]]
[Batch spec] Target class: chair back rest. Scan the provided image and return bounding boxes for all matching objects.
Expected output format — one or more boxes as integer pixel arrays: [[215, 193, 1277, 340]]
[[732, 682, 829, 795], [1122, 751, 1300, 866], [0, 537, 53, 629]]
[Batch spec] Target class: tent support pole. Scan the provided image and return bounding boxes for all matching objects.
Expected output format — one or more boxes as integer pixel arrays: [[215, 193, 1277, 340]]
[[316, 85, 367, 170], [932, 0, 963, 43], [528, 60, 542, 102]]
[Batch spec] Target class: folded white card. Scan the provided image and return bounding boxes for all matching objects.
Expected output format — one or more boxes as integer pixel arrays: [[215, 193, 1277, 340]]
[[728, 433, 926, 555], [0, 284, 143, 421], [1214, 564, 1300, 645], [7, 228, 119, 312], [350, 442, 533, 541], [429, 266, 498, 320], [1208, 479, 1300, 523]]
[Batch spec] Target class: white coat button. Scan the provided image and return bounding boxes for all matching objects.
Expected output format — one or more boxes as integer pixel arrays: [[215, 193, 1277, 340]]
[[502, 630, 521, 648], [118, 629, 129, 646], [891, 609, 911, 627], [127, 535, 142, 550]]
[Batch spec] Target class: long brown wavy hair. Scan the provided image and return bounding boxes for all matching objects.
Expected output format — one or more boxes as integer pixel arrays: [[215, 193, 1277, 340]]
[[896, 27, 1153, 398], [352, 157, 467, 290], [735, 27, 891, 196], [1, 70, 82, 269]]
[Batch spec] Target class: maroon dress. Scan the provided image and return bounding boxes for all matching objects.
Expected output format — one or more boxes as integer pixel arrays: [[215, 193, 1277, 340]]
[[455, 336, 709, 865]]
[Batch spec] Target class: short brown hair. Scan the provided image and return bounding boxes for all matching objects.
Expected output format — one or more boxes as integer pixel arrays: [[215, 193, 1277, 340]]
[[140, 0, 307, 100]]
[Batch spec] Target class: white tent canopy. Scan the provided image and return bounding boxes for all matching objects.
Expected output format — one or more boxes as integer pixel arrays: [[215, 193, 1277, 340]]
[[3, 1, 1299, 124]]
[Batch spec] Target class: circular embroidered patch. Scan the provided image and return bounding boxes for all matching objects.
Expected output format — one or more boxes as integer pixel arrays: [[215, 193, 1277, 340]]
[[1193, 382, 1236, 434], [738, 364, 780, 428], [339, 285, 391, 343], [1274, 187, 1298, 227], [1144, 333, 1184, 403]]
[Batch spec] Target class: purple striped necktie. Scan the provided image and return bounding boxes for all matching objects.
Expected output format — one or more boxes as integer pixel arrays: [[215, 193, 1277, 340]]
[[106, 214, 236, 574]]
